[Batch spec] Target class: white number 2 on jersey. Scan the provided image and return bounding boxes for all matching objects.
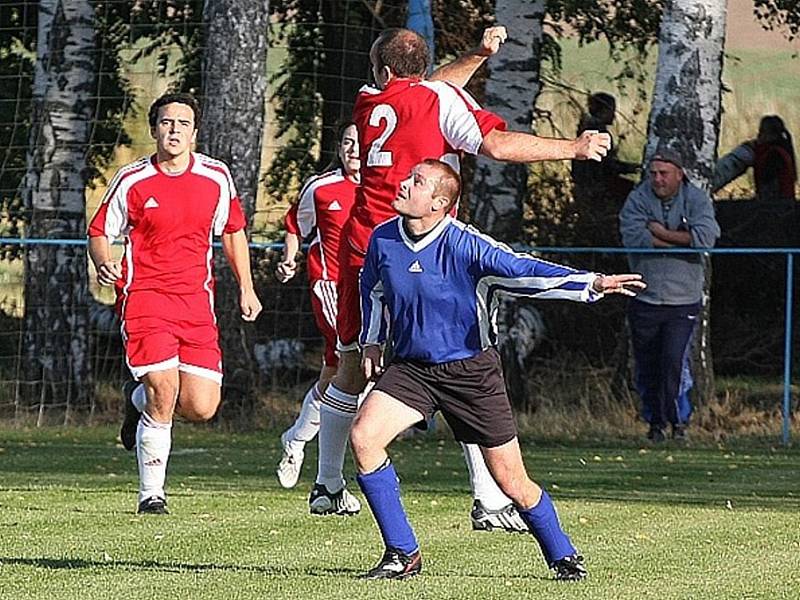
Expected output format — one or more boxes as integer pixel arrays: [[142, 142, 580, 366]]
[[366, 104, 397, 167]]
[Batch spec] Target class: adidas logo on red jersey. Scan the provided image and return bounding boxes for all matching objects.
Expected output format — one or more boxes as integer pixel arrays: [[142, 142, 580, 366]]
[[144, 197, 159, 209]]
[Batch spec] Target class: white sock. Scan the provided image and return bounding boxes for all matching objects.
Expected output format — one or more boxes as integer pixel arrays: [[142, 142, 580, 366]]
[[282, 382, 322, 453], [316, 384, 359, 493], [137, 411, 172, 504], [131, 383, 147, 413], [462, 442, 513, 510]]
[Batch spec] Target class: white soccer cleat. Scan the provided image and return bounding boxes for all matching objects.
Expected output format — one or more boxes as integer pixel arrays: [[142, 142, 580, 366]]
[[470, 499, 529, 533], [277, 432, 305, 489], [308, 483, 361, 515]]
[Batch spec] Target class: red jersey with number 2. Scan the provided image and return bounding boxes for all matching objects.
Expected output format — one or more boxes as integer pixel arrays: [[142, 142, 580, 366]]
[[348, 78, 505, 253]]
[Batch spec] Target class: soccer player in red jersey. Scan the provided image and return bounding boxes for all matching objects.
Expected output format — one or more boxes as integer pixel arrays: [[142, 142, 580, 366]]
[[273, 123, 361, 515], [87, 93, 262, 514], [316, 27, 611, 523]]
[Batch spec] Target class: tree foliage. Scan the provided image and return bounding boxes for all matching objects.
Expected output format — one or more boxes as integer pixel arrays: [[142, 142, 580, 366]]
[[754, 0, 800, 40]]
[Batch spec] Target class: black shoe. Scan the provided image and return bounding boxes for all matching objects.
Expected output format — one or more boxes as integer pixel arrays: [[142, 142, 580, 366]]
[[120, 381, 142, 451], [137, 496, 168, 515], [360, 548, 422, 580], [672, 424, 687, 441], [647, 425, 666, 443], [470, 500, 528, 533], [553, 553, 587, 581]]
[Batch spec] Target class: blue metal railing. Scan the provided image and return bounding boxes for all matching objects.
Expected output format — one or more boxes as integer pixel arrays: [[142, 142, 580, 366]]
[[2, 237, 796, 444]]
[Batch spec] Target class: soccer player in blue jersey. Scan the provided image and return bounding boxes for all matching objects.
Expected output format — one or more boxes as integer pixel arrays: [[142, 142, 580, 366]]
[[350, 159, 645, 580]]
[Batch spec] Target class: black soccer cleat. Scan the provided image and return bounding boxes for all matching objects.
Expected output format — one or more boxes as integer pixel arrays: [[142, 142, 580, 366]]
[[470, 499, 528, 533], [647, 425, 666, 443], [360, 548, 422, 580], [137, 496, 168, 515], [120, 380, 142, 451], [552, 553, 588, 581]]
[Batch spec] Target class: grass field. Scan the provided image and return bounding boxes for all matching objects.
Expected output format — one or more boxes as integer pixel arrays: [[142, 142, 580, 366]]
[[1, 427, 798, 599]]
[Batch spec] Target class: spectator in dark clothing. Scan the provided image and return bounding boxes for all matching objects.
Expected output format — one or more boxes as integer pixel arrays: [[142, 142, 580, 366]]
[[713, 115, 797, 202], [571, 93, 639, 246], [752, 115, 796, 202]]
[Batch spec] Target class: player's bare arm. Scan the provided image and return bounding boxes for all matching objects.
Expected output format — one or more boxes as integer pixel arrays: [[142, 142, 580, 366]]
[[429, 26, 507, 87], [88, 235, 122, 286], [276, 231, 300, 283], [221, 229, 263, 322], [480, 129, 611, 163], [592, 273, 647, 297]]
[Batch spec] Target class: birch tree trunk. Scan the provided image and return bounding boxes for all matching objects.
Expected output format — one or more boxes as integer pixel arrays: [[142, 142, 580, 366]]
[[470, 0, 546, 410], [198, 0, 269, 418], [645, 0, 727, 404], [470, 0, 545, 240], [22, 0, 95, 421]]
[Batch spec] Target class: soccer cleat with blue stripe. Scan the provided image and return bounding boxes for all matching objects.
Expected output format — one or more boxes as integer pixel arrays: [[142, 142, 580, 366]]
[[360, 548, 422, 580], [470, 500, 529, 533]]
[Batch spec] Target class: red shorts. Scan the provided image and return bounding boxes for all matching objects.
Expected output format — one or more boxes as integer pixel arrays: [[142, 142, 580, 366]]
[[310, 279, 339, 367], [120, 290, 222, 384], [335, 239, 367, 351]]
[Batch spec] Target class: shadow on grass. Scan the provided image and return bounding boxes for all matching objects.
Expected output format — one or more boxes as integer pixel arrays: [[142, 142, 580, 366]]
[[0, 556, 362, 577]]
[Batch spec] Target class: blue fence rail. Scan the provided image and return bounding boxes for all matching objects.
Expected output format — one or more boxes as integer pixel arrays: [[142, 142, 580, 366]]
[[2, 238, 796, 444]]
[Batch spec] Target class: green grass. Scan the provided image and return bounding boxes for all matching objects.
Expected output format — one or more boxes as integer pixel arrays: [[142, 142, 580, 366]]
[[0, 427, 798, 599]]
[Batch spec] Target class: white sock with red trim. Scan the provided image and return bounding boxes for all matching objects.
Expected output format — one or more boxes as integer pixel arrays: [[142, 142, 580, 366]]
[[462, 442, 514, 510], [137, 411, 172, 504], [316, 384, 359, 493]]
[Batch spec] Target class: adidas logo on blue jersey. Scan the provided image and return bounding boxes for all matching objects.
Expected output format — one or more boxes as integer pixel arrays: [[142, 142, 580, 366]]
[[408, 260, 423, 273]]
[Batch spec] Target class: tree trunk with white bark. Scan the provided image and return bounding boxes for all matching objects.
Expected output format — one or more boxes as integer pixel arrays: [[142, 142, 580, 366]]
[[470, 0, 546, 410], [645, 0, 727, 404], [22, 0, 95, 420], [470, 0, 545, 240], [198, 0, 269, 418]]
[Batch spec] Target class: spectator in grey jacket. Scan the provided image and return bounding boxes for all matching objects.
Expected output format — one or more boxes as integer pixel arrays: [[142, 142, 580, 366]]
[[620, 147, 720, 442]]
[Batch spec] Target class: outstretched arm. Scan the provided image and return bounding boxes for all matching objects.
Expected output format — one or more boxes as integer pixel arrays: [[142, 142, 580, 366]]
[[429, 26, 507, 87], [480, 128, 611, 163]]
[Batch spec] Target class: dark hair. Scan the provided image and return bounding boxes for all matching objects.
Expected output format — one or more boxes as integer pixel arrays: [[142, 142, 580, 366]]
[[373, 28, 429, 78], [759, 115, 797, 177], [588, 92, 615, 117], [325, 120, 358, 171], [422, 158, 461, 210], [148, 93, 202, 129]]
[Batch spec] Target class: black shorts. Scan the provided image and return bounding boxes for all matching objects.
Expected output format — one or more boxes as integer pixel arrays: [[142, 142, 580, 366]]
[[372, 348, 517, 448]]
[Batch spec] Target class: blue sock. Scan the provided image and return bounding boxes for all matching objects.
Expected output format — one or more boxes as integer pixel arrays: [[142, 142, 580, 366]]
[[356, 460, 419, 555], [518, 490, 577, 566]]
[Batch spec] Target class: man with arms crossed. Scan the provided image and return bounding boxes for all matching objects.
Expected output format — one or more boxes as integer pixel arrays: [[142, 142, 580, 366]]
[[88, 93, 262, 514], [351, 159, 644, 579], [317, 27, 612, 528]]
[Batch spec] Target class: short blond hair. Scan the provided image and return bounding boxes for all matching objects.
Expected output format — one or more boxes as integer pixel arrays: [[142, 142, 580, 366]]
[[421, 159, 461, 211]]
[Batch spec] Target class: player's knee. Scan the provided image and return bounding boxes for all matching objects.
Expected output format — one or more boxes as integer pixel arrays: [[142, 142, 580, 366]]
[[176, 396, 220, 422], [349, 418, 374, 462]]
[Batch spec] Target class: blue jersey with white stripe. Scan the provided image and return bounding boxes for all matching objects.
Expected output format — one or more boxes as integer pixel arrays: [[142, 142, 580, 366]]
[[360, 216, 601, 363]]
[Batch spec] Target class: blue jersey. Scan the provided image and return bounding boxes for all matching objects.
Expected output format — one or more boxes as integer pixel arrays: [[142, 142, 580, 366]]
[[360, 216, 601, 363]]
